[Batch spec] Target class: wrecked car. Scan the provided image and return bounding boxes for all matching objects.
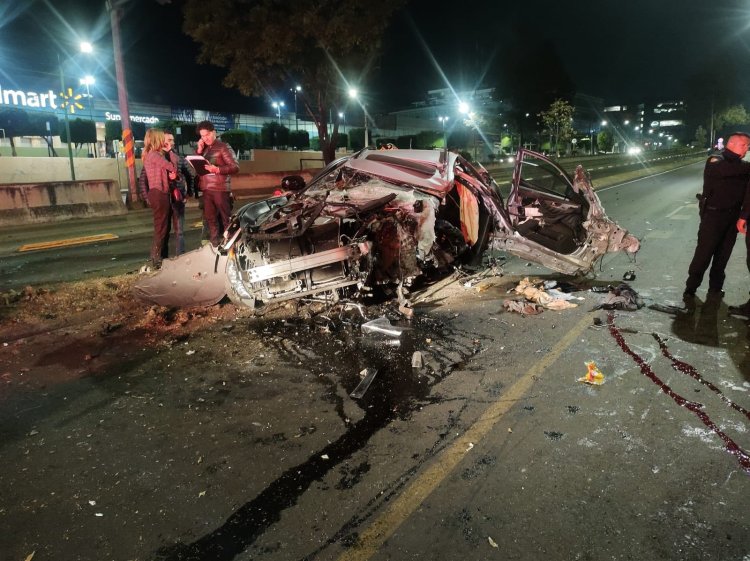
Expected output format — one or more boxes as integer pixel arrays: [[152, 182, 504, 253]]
[[134, 148, 639, 308]]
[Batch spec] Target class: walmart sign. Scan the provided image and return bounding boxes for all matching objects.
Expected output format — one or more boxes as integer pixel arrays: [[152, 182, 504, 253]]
[[0, 86, 60, 109]]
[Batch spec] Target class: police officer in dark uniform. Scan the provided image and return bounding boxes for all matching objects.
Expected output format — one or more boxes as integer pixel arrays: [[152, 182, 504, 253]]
[[684, 132, 750, 298], [727, 175, 750, 315]]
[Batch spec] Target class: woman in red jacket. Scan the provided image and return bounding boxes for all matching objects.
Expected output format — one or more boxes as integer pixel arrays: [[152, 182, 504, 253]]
[[140, 128, 176, 268]]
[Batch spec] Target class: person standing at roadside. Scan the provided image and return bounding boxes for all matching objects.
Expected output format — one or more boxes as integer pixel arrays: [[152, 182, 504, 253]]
[[195, 120, 239, 246], [162, 130, 194, 256], [684, 132, 750, 298], [139, 128, 177, 269]]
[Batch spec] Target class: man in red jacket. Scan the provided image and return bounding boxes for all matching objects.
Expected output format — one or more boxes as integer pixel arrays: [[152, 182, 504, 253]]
[[195, 120, 239, 246]]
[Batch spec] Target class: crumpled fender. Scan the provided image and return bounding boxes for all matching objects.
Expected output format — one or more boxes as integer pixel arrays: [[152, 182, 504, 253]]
[[132, 244, 228, 307]]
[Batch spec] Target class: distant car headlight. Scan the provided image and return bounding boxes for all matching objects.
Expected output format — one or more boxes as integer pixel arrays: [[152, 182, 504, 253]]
[[627, 146, 642, 155]]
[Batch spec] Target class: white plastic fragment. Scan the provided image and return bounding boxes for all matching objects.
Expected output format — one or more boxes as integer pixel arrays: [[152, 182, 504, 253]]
[[350, 368, 379, 399], [488, 536, 498, 548], [411, 351, 423, 368], [361, 316, 404, 337]]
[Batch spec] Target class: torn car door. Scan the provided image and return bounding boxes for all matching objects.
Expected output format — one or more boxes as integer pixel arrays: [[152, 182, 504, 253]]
[[490, 149, 639, 275]]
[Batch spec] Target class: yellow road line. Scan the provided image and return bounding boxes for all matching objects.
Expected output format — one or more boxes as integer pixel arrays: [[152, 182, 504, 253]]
[[337, 313, 591, 561], [18, 233, 119, 252]]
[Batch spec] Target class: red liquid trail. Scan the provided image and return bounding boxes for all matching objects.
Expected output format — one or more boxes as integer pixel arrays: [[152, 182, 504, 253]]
[[607, 313, 750, 474], [652, 333, 750, 421]]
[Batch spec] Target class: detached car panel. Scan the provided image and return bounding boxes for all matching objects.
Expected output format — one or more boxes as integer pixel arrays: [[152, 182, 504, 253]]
[[134, 148, 639, 308]]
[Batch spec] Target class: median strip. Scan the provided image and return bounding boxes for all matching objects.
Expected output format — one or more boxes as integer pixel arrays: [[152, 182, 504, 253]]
[[18, 233, 119, 252]]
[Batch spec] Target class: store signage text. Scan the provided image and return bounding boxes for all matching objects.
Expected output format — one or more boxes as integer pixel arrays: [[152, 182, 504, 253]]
[[0, 86, 59, 109], [105, 112, 160, 124]]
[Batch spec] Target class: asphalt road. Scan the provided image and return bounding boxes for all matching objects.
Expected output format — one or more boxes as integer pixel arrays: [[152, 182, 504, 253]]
[[1, 159, 749, 560]]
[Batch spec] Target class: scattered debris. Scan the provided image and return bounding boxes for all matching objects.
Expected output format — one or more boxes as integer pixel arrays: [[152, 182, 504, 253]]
[[361, 316, 404, 337], [503, 299, 544, 316], [502, 277, 581, 315], [591, 283, 643, 311], [411, 351, 423, 368], [623, 270, 636, 281], [350, 368, 379, 399], [578, 361, 605, 385], [488, 536, 499, 548]]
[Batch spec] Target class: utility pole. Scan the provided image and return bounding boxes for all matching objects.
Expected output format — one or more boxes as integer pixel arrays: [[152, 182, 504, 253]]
[[107, 0, 137, 207], [57, 54, 76, 181]]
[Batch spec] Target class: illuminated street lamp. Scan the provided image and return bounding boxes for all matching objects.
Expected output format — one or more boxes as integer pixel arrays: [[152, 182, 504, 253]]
[[272, 101, 285, 124], [57, 41, 96, 180], [438, 116, 449, 146], [458, 102, 478, 160], [348, 88, 368, 148], [290, 85, 301, 131]]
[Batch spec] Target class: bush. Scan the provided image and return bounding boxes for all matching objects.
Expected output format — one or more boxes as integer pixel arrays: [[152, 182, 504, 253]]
[[289, 130, 310, 150]]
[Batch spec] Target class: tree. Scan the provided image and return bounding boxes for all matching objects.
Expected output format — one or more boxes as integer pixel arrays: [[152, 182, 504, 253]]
[[261, 122, 290, 148], [290, 130, 311, 150], [60, 119, 96, 148], [182, 0, 406, 164], [220, 129, 252, 154], [348, 128, 366, 151], [415, 130, 441, 149], [714, 104, 750, 133], [540, 99, 574, 156], [447, 128, 471, 151], [597, 129, 614, 153], [105, 121, 146, 144], [694, 125, 708, 148], [0, 108, 30, 156], [396, 135, 416, 149], [27, 113, 60, 156]]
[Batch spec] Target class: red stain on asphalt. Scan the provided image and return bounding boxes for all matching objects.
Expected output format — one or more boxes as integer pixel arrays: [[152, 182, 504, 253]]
[[607, 313, 750, 474]]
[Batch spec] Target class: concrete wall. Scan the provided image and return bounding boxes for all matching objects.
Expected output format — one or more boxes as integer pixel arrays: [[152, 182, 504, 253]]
[[0, 150, 331, 225], [0, 149, 330, 189], [0, 180, 127, 226]]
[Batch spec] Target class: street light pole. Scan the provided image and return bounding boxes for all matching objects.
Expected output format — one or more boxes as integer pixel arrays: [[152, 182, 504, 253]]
[[438, 116, 449, 147], [57, 53, 76, 181], [339, 112, 347, 150], [291, 85, 301, 131], [349, 88, 369, 149], [272, 101, 284, 125], [364, 104, 369, 148], [81, 76, 95, 157], [107, 1, 138, 207]]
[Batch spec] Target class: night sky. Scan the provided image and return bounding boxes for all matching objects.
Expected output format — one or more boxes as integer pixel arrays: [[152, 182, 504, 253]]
[[2, 0, 750, 114]]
